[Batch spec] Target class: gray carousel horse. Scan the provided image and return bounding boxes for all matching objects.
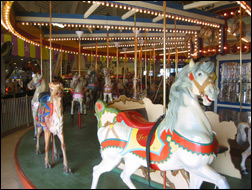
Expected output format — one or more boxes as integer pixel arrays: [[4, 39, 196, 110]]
[[70, 73, 87, 118]]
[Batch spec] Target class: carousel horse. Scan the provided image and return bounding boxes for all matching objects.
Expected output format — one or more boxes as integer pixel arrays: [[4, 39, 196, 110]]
[[103, 68, 113, 103], [70, 73, 87, 118], [27, 73, 48, 139], [236, 122, 251, 174], [91, 59, 230, 189], [35, 82, 71, 173], [87, 66, 99, 108]]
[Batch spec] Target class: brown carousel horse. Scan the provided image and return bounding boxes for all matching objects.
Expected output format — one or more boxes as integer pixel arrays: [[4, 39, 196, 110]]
[[35, 82, 71, 173]]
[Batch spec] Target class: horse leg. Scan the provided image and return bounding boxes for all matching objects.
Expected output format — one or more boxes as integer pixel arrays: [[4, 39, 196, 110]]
[[71, 100, 74, 119], [32, 108, 37, 140], [109, 93, 113, 102], [83, 102, 87, 115], [120, 157, 141, 189], [91, 155, 122, 189], [240, 146, 251, 174], [188, 172, 203, 189], [57, 132, 71, 173], [188, 165, 230, 189], [79, 99, 83, 114], [52, 135, 60, 159], [44, 129, 51, 169], [35, 126, 43, 154]]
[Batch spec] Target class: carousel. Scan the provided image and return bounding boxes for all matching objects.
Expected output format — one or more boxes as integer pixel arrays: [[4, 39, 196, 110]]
[[1, 1, 251, 189]]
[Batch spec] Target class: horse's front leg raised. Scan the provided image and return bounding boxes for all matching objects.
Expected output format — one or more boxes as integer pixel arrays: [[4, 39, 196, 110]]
[[44, 129, 52, 169], [57, 132, 71, 173]]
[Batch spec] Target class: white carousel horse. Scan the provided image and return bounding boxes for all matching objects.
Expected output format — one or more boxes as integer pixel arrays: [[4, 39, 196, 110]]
[[103, 68, 113, 103], [236, 122, 251, 174], [27, 73, 48, 139], [35, 82, 71, 173], [70, 73, 87, 118], [91, 59, 230, 189]]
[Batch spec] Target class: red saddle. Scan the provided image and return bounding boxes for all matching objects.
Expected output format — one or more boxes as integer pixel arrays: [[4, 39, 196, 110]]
[[117, 111, 156, 147], [117, 111, 155, 130]]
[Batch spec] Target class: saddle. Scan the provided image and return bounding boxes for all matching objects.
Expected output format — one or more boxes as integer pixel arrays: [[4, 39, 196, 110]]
[[36, 92, 51, 130], [116, 111, 156, 147]]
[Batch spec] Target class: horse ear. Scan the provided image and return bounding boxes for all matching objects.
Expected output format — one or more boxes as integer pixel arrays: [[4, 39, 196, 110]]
[[95, 99, 107, 113], [189, 58, 195, 69]]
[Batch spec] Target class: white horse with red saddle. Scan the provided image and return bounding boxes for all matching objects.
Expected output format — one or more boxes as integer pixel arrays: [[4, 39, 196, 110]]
[[91, 59, 229, 189]]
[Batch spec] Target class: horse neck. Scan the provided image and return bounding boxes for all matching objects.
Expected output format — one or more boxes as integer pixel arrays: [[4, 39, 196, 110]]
[[105, 76, 111, 85], [33, 79, 47, 102], [51, 96, 63, 116], [74, 82, 84, 93], [175, 93, 212, 138]]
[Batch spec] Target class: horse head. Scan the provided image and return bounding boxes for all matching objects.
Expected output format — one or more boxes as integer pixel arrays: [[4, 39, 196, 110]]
[[188, 59, 219, 106], [49, 82, 64, 98], [27, 73, 43, 90], [103, 67, 110, 77]]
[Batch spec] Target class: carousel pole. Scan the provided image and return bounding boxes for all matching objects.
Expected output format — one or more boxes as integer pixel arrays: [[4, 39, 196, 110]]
[[145, 30, 147, 91], [133, 13, 138, 98], [76, 31, 83, 76], [140, 41, 143, 91], [95, 40, 98, 72], [174, 17, 178, 75], [149, 50, 152, 88], [239, 5, 243, 117], [40, 26, 43, 76], [60, 43, 63, 77], [91, 50, 93, 67], [124, 52, 127, 82], [107, 27, 109, 68], [163, 1, 167, 188], [49, 1, 52, 83], [115, 42, 119, 81], [49, 1, 54, 166], [153, 47, 155, 80]]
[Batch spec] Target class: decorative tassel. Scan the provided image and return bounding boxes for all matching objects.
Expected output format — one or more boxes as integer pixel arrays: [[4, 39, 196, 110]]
[[50, 102, 53, 116]]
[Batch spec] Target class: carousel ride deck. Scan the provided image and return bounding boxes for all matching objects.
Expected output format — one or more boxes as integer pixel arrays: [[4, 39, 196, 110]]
[[15, 109, 251, 189]]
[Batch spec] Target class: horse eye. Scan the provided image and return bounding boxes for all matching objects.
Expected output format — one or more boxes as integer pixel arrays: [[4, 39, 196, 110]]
[[197, 71, 203, 77]]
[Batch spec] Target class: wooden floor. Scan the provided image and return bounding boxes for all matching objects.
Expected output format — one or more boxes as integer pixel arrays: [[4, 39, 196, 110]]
[[2, 109, 251, 189]]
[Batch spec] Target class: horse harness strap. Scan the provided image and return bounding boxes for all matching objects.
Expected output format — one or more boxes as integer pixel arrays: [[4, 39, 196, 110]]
[[189, 73, 214, 96], [146, 114, 165, 187], [105, 123, 119, 139]]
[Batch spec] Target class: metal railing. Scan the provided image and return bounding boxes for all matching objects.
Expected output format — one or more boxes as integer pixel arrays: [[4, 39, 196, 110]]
[[1, 95, 33, 134]]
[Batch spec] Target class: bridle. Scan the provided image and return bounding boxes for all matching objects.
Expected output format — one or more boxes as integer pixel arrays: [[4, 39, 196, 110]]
[[29, 78, 42, 89], [189, 72, 215, 97]]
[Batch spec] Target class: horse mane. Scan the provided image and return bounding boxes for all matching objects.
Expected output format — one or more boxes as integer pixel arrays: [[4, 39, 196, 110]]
[[159, 61, 215, 135]]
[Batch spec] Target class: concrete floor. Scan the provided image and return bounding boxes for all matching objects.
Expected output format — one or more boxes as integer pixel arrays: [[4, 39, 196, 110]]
[[1, 126, 32, 189]]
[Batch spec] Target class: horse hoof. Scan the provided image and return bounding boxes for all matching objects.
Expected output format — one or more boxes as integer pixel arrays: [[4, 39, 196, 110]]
[[55, 153, 61, 159], [64, 167, 72, 173], [36, 150, 41, 155], [33, 136, 37, 140], [45, 163, 51, 169], [242, 169, 248, 175]]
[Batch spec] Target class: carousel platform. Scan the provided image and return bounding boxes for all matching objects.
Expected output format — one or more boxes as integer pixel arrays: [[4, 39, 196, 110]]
[[15, 109, 251, 189]]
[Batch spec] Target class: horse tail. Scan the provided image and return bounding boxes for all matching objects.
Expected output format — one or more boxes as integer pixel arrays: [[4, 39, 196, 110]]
[[146, 114, 165, 187], [236, 122, 250, 146]]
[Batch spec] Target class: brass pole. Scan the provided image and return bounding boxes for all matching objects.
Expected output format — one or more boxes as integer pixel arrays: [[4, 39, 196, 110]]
[[145, 30, 147, 90], [116, 46, 119, 81], [153, 47, 155, 80], [140, 44, 143, 90], [49, 1, 52, 82], [107, 29, 109, 68], [60, 44, 63, 77], [95, 40, 98, 72], [78, 38, 81, 76], [40, 25, 43, 76], [134, 13, 137, 98], [149, 50, 152, 87], [163, 1, 167, 187], [124, 53, 127, 82], [239, 5, 243, 117], [174, 17, 178, 75]]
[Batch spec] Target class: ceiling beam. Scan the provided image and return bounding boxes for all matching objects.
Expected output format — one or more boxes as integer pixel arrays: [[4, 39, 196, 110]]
[[70, 1, 79, 14], [183, 1, 220, 10], [121, 9, 137, 20], [152, 15, 163, 23], [84, 3, 101, 18]]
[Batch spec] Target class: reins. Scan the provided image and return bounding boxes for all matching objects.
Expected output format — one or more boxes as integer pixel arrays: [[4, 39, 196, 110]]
[[146, 114, 165, 187]]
